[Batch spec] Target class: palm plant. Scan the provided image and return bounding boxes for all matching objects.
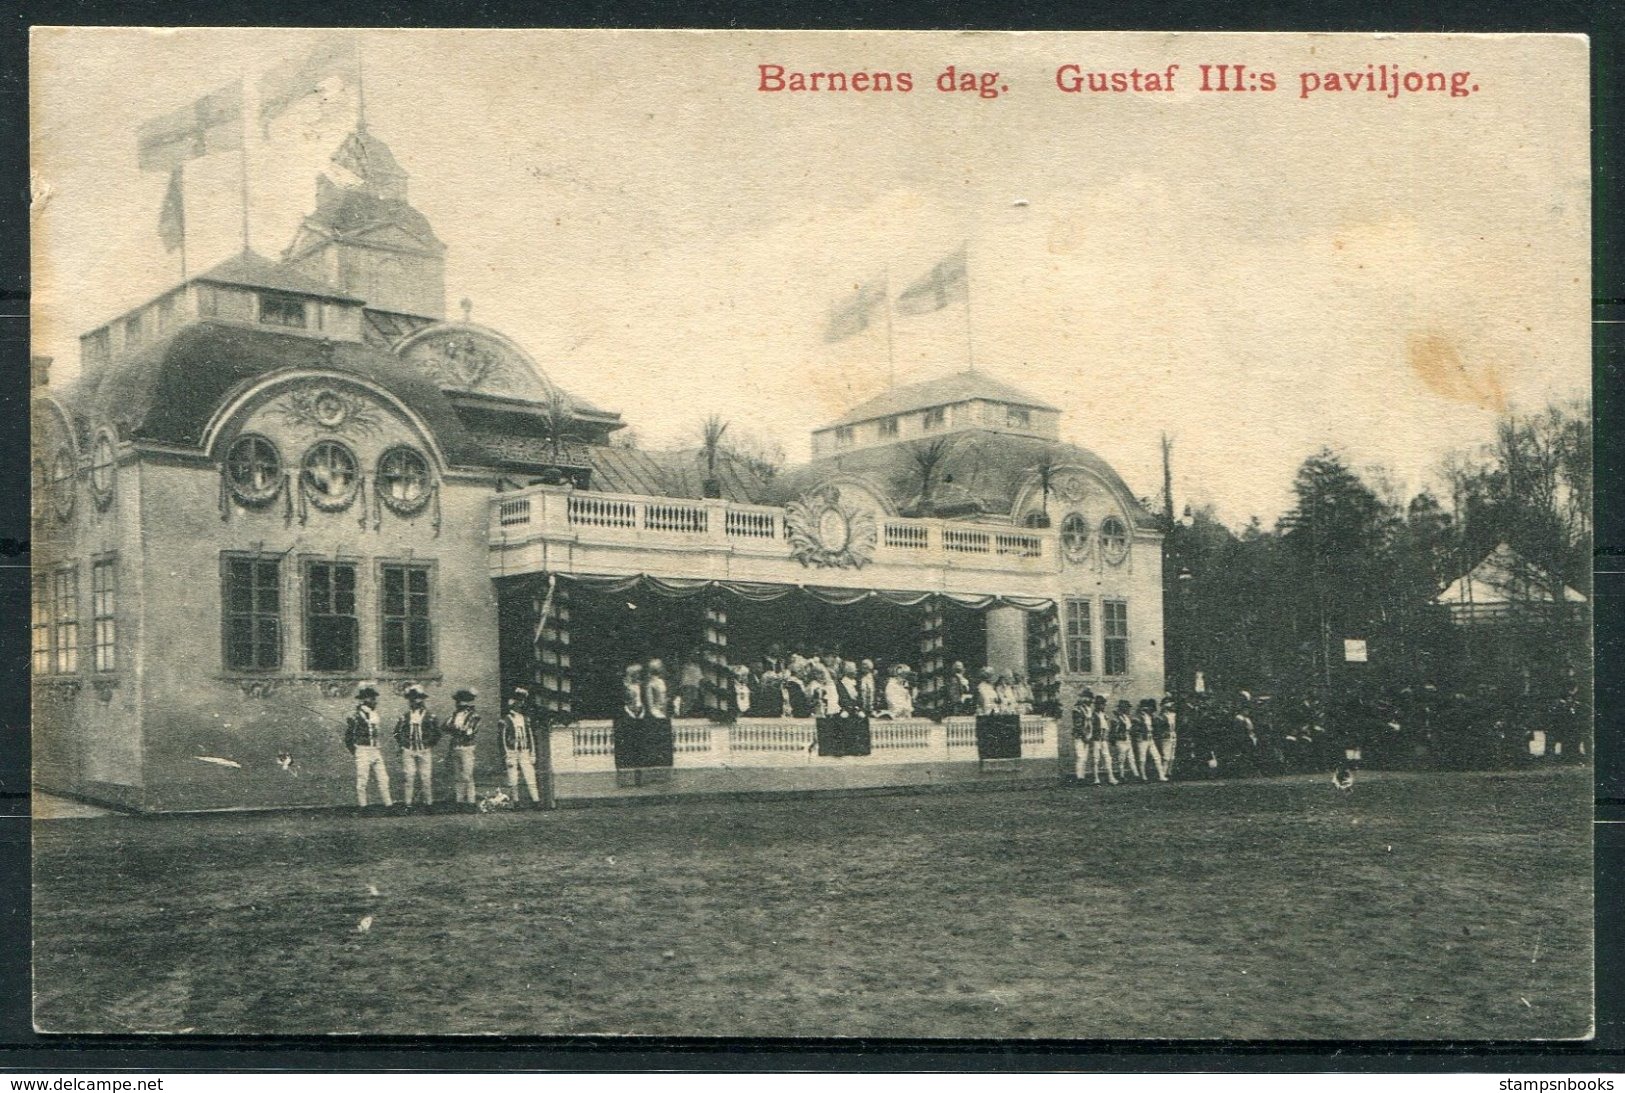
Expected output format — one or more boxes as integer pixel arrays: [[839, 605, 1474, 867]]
[[699, 414, 730, 498]]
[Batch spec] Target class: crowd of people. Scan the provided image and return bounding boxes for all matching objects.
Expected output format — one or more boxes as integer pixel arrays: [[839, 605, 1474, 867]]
[[1135, 680, 1591, 783], [337, 660, 1590, 811], [615, 651, 1039, 723]]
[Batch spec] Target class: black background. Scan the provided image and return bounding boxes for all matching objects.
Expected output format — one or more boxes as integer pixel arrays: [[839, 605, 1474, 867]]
[[0, 0, 1619, 1072]]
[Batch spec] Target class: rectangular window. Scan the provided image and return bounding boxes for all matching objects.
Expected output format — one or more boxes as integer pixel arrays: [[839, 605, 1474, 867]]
[[305, 561, 359, 672], [156, 294, 176, 332], [197, 285, 218, 318], [223, 556, 282, 672], [91, 556, 117, 672], [835, 426, 854, 449], [1104, 599, 1129, 676], [878, 416, 899, 438], [31, 573, 51, 675], [1064, 598, 1092, 675], [51, 566, 79, 675], [380, 563, 433, 672], [122, 313, 144, 349], [923, 407, 946, 431], [259, 293, 307, 329], [1006, 406, 1031, 428]]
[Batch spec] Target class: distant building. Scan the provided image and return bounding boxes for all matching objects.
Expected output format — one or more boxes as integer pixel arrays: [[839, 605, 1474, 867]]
[[33, 125, 1162, 811], [1435, 543, 1588, 626]]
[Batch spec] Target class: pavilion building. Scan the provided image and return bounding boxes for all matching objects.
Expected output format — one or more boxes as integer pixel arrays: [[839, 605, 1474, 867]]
[[32, 126, 1164, 811]]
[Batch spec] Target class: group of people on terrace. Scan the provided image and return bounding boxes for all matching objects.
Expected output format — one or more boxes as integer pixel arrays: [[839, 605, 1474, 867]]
[[615, 652, 1037, 724]]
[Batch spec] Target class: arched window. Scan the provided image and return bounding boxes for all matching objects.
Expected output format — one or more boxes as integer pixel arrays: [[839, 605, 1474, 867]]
[[302, 440, 359, 508], [89, 431, 117, 504], [51, 446, 77, 520], [1100, 515, 1129, 563], [377, 446, 432, 514], [1022, 511, 1050, 529], [226, 434, 283, 504], [32, 458, 49, 525], [1061, 513, 1089, 561]]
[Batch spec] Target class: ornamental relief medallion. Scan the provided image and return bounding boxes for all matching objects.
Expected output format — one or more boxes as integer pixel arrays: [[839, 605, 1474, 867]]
[[785, 486, 878, 569], [273, 386, 384, 437], [400, 330, 520, 394]]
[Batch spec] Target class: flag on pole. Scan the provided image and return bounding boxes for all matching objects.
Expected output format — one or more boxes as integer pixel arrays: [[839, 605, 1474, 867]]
[[823, 278, 888, 343], [895, 246, 968, 316], [136, 82, 244, 173], [257, 35, 360, 135], [158, 167, 185, 253]]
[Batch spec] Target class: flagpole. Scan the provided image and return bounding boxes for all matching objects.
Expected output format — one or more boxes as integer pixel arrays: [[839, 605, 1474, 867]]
[[237, 77, 252, 253], [355, 36, 367, 130], [962, 242, 975, 373], [177, 162, 188, 281], [883, 266, 896, 388]]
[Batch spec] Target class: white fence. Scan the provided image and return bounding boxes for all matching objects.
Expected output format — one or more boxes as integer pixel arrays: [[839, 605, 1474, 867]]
[[490, 485, 1058, 575], [549, 716, 1057, 774]]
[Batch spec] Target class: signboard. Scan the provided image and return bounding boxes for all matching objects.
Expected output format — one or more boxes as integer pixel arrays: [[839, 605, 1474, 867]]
[[1343, 639, 1369, 663]]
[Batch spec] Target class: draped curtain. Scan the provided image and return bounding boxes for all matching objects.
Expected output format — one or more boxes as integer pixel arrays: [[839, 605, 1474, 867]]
[[553, 572, 1054, 613]]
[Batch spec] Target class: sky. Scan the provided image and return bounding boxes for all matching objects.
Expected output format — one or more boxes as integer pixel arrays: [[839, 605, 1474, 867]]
[[30, 29, 1590, 525]]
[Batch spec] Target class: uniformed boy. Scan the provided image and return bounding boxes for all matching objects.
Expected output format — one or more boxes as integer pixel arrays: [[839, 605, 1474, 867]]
[[501, 685, 543, 808], [394, 684, 442, 809], [446, 688, 481, 809], [344, 685, 393, 808]]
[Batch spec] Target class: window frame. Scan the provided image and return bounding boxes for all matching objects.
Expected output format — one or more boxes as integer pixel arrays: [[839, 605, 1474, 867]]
[[1100, 514, 1130, 564], [90, 554, 118, 673], [301, 439, 360, 509], [922, 407, 946, 431], [50, 445, 77, 520], [303, 558, 362, 674], [1064, 597, 1093, 675], [1006, 405, 1032, 428], [50, 565, 80, 675], [221, 553, 284, 674], [258, 292, 308, 329], [1103, 599, 1130, 677], [378, 559, 436, 674], [89, 431, 117, 504], [31, 571, 52, 675], [1060, 512, 1090, 560], [376, 446, 433, 515], [878, 416, 899, 439], [225, 433, 283, 505]]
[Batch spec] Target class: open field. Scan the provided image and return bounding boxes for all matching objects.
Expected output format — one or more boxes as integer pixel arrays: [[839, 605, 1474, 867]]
[[33, 768, 1592, 1039]]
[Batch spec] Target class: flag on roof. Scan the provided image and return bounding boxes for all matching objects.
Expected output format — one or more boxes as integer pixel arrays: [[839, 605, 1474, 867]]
[[257, 35, 360, 135], [158, 167, 185, 252], [895, 246, 968, 316], [136, 81, 244, 173], [823, 278, 887, 343]]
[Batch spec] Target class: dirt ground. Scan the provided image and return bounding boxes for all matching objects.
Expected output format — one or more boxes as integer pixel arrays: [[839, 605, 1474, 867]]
[[32, 767, 1593, 1039]]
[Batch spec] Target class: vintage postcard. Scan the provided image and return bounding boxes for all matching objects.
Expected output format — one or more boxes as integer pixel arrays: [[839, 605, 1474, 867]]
[[29, 28, 1591, 1038]]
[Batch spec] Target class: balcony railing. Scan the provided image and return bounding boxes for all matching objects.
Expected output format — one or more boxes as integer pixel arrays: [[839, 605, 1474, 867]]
[[549, 716, 1058, 773], [490, 485, 1058, 576]]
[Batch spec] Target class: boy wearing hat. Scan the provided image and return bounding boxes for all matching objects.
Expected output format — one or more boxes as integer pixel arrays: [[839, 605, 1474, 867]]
[[1111, 699, 1140, 780], [501, 686, 542, 807], [394, 684, 442, 808], [1133, 698, 1166, 782], [446, 688, 482, 809], [344, 685, 393, 807], [1070, 688, 1095, 780], [1087, 694, 1118, 785]]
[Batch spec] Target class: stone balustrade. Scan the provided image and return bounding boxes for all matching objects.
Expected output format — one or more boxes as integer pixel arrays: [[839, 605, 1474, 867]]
[[548, 715, 1057, 774]]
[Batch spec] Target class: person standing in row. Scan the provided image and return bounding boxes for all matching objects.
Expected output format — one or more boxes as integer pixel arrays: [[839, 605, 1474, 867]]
[[858, 659, 879, 716], [345, 684, 393, 808], [395, 684, 442, 808], [1132, 698, 1166, 782], [445, 688, 481, 809], [622, 664, 646, 720], [1070, 688, 1095, 780], [884, 664, 915, 718], [975, 667, 1000, 715], [1111, 699, 1139, 780], [643, 659, 669, 719], [1087, 693, 1117, 784], [947, 661, 974, 715], [501, 685, 542, 808], [1154, 695, 1179, 781]]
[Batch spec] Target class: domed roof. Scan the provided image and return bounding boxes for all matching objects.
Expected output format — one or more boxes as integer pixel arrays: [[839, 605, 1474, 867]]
[[765, 428, 1153, 522], [62, 320, 483, 465]]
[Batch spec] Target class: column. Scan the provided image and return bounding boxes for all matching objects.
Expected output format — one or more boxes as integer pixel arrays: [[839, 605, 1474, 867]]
[[985, 605, 1028, 677]]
